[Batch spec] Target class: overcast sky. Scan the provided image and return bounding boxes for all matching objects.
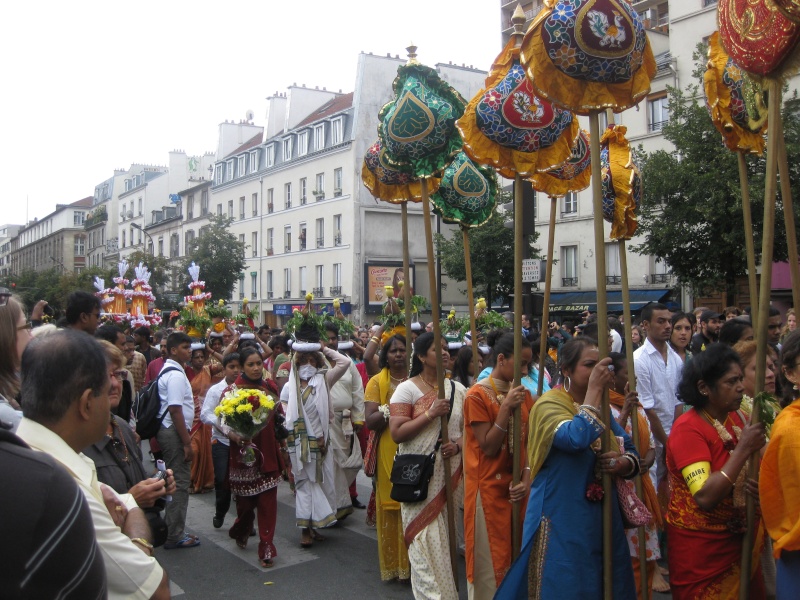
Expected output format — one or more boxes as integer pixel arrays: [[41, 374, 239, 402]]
[[2, 0, 501, 226]]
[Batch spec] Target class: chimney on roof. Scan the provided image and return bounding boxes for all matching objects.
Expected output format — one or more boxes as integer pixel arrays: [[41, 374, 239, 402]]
[[387, 52, 391, 57]]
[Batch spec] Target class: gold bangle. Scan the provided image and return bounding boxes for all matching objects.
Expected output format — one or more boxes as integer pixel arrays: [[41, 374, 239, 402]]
[[425, 410, 433, 422], [719, 469, 735, 486], [370, 336, 380, 344], [130, 537, 154, 550]]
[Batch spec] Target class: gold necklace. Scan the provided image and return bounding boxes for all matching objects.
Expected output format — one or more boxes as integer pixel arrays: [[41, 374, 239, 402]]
[[420, 374, 438, 390]]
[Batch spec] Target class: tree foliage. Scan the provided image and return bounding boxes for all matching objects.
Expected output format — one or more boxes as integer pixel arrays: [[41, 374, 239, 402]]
[[182, 214, 247, 300], [633, 48, 800, 299], [435, 195, 540, 309]]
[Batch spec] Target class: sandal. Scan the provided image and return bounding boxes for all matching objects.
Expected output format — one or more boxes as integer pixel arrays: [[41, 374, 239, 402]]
[[164, 534, 200, 549], [310, 529, 326, 542], [236, 538, 247, 550], [300, 529, 313, 548], [260, 559, 274, 568]]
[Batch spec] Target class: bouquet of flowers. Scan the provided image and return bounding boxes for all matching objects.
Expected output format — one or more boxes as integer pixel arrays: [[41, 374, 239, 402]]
[[214, 385, 277, 466]]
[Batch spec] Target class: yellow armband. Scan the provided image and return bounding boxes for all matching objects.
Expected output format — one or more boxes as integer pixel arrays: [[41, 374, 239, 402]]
[[681, 461, 711, 496]]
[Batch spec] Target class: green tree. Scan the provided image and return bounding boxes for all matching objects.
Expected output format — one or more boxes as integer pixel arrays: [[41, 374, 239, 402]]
[[435, 197, 540, 309], [633, 49, 800, 301], [183, 214, 247, 300], [123, 250, 171, 296]]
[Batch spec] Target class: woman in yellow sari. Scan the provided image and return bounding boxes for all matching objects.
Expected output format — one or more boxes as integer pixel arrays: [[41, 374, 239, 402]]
[[364, 334, 410, 582], [390, 332, 465, 600]]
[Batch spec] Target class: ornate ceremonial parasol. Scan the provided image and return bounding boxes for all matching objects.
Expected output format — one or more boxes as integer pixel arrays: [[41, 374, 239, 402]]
[[519, 2, 656, 595]]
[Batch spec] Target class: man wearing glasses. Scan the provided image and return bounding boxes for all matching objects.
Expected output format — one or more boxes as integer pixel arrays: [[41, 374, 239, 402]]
[[65, 291, 102, 335]]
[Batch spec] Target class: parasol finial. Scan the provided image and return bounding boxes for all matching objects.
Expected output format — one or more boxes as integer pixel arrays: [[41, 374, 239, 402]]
[[406, 42, 419, 65], [512, 4, 527, 40]]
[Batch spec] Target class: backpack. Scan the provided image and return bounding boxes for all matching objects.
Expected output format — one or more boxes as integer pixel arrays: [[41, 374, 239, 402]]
[[134, 367, 180, 439]]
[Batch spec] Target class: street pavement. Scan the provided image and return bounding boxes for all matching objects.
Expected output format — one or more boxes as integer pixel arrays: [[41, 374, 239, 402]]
[[156, 471, 671, 599]]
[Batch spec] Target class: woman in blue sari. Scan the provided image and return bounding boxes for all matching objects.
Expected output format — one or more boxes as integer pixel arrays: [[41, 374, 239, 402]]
[[495, 337, 639, 599]]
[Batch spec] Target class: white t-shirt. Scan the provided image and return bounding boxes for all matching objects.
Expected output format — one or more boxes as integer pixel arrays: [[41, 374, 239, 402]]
[[157, 359, 194, 430]]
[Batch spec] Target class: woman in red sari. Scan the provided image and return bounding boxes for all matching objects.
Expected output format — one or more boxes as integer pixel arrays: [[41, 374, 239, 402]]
[[224, 346, 290, 568], [666, 343, 767, 599]]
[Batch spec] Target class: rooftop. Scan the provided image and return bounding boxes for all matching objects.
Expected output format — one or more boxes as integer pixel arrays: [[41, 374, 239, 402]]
[[295, 92, 354, 129]]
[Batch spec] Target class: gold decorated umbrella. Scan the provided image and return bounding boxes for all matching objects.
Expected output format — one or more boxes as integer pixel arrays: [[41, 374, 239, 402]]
[[520, 2, 656, 595], [718, 3, 800, 594], [704, 31, 768, 319]]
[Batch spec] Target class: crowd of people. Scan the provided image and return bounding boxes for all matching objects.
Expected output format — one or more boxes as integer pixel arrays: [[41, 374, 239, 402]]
[[2, 288, 800, 600]]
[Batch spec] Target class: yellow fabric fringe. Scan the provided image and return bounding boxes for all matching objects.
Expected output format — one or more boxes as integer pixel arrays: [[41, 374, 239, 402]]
[[602, 125, 639, 241]]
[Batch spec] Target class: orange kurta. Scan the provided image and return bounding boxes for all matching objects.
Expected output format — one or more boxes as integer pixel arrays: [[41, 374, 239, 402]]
[[188, 364, 218, 493], [761, 400, 800, 558], [463, 380, 533, 587]]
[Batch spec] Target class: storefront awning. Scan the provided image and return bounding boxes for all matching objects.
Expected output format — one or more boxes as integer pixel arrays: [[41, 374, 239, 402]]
[[546, 289, 671, 313]]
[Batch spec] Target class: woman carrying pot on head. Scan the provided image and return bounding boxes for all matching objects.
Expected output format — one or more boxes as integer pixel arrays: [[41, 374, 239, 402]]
[[280, 326, 351, 548]]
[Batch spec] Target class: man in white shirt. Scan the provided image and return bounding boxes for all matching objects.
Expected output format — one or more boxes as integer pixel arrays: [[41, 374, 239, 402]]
[[16, 329, 171, 599], [633, 302, 683, 489], [200, 352, 242, 528], [155, 331, 200, 549]]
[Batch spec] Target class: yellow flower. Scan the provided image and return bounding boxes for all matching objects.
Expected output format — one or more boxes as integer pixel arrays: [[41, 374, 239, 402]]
[[236, 403, 253, 413], [214, 405, 223, 416], [333, 298, 340, 309], [187, 300, 195, 309], [213, 322, 225, 333], [397, 280, 404, 289], [222, 406, 235, 416], [218, 299, 225, 307], [448, 309, 456, 319], [476, 298, 487, 310], [384, 285, 394, 294], [305, 292, 313, 301], [242, 297, 249, 306]]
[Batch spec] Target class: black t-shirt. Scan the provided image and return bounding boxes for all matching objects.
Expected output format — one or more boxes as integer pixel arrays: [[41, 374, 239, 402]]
[[0, 426, 107, 599], [689, 332, 711, 354]]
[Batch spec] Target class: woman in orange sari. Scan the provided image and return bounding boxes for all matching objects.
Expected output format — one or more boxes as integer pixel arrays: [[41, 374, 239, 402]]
[[608, 353, 661, 595], [186, 345, 222, 494], [666, 343, 767, 599], [463, 331, 533, 599]]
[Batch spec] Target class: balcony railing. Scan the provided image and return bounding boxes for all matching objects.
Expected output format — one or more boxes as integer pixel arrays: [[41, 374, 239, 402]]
[[313, 287, 325, 297], [267, 291, 274, 299], [300, 196, 307, 206], [649, 120, 668, 132], [562, 277, 578, 287], [316, 237, 324, 248], [267, 204, 274, 214], [285, 245, 291, 253], [606, 275, 622, 285], [330, 286, 342, 296], [650, 273, 671, 284], [283, 291, 291, 299], [285, 200, 292, 209], [300, 289, 306, 297]]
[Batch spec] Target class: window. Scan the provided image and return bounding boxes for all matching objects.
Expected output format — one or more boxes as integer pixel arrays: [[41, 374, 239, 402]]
[[74, 211, 85, 226], [215, 164, 223, 184], [283, 137, 293, 161], [266, 270, 273, 299], [563, 192, 577, 215], [651, 256, 670, 283], [170, 234, 180, 258], [74, 235, 85, 256], [226, 160, 234, 181], [334, 168, 342, 196], [315, 173, 325, 199], [316, 265, 324, 288], [249, 150, 258, 172], [252, 193, 258, 216], [561, 245, 578, 286], [252, 232, 258, 257], [217, 203, 222, 216], [605, 242, 621, 284], [649, 94, 669, 132], [122, 204, 127, 221], [299, 266, 307, 296], [266, 145, 275, 168], [185, 230, 195, 251], [187, 194, 194, 219], [284, 225, 292, 252], [316, 218, 324, 248], [284, 268, 292, 298], [228, 200, 234, 219], [285, 183, 292, 209], [314, 124, 325, 151], [331, 118, 343, 145], [122, 230, 126, 248], [333, 263, 342, 287], [300, 177, 308, 205], [239, 234, 246, 258], [138, 198, 142, 216], [158, 238, 164, 256], [298, 131, 308, 156], [266, 188, 274, 213], [266, 228, 274, 254], [239, 274, 245, 300], [201, 190, 209, 215], [251, 273, 258, 299], [238, 155, 246, 176], [299, 223, 307, 250], [334, 214, 342, 245]]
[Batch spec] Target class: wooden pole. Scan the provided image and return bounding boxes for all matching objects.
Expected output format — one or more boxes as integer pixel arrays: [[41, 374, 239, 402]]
[[401, 201, 413, 371], [511, 174, 524, 559], [740, 79, 781, 600], [538, 196, 558, 397], [620, 240, 649, 600], [737, 152, 759, 324], [777, 129, 800, 312], [589, 111, 613, 600], [463, 228, 480, 378], [420, 178, 459, 590]]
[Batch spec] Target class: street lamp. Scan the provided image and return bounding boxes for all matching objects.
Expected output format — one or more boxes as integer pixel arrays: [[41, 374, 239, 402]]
[[130, 222, 154, 255]]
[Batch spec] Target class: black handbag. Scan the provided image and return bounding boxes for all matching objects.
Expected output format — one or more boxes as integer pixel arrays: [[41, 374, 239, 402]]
[[390, 381, 455, 503]]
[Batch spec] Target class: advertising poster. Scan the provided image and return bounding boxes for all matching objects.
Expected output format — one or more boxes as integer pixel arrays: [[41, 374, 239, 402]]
[[364, 262, 415, 310]]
